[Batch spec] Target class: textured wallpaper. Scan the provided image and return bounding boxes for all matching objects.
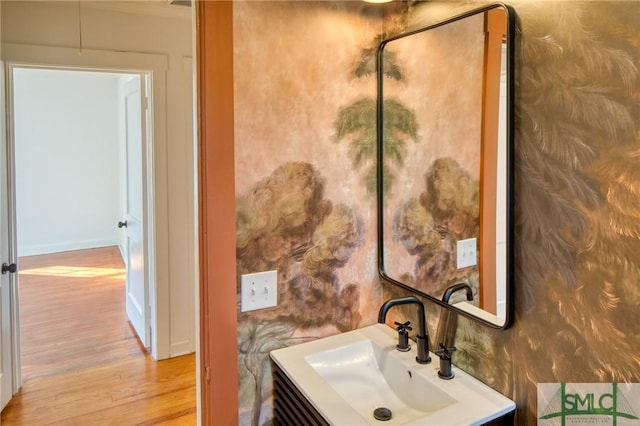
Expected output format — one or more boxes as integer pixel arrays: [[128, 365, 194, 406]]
[[490, 2, 640, 423]]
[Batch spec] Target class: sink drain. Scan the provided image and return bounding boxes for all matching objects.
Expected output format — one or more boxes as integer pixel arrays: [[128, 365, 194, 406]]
[[373, 407, 392, 421]]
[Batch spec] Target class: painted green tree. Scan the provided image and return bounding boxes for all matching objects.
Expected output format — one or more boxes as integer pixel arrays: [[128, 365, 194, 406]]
[[333, 33, 419, 196]]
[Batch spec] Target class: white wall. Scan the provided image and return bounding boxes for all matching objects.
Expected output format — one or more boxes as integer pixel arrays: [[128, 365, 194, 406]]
[[1, 1, 195, 358], [13, 68, 124, 256]]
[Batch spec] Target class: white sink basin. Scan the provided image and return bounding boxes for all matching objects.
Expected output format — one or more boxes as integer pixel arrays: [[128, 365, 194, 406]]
[[306, 339, 456, 423], [270, 324, 515, 425]]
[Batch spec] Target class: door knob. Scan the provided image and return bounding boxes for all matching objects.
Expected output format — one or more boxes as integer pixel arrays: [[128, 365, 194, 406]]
[[2, 263, 17, 274], [118, 220, 128, 228]]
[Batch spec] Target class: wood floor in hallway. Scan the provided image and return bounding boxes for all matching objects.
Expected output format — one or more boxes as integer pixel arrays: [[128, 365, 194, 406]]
[[0, 246, 196, 425]]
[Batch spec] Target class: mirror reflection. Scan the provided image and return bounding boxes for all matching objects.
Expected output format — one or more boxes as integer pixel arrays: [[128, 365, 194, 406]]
[[377, 4, 514, 328]]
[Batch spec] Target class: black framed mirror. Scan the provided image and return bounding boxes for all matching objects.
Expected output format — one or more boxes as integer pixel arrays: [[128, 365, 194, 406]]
[[377, 3, 515, 328]]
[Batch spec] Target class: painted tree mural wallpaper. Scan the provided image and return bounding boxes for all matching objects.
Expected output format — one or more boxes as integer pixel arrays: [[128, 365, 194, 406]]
[[236, 162, 364, 425], [233, 3, 381, 424], [376, 10, 487, 316], [231, 1, 640, 425], [392, 157, 481, 299]]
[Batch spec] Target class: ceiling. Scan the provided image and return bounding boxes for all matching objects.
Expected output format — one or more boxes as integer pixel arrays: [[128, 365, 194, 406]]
[[81, 0, 192, 20]]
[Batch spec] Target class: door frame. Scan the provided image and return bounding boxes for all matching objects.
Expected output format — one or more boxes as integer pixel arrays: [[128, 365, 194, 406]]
[[0, 57, 21, 403], [195, 2, 238, 423], [1, 43, 171, 360]]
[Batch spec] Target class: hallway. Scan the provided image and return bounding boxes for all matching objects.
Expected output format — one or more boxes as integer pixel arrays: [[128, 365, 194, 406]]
[[1, 246, 196, 425]]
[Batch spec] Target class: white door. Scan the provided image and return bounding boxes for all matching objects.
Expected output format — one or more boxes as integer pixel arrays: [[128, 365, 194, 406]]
[[121, 75, 150, 348], [0, 62, 12, 411], [1, 62, 19, 410]]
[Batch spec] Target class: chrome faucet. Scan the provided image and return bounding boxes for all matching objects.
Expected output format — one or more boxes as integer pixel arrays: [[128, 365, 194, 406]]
[[378, 296, 431, 364]]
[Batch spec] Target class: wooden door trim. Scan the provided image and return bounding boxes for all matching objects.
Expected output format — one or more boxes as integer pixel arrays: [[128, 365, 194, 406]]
[[480, 7, 506, 314], [196, 1, 238, 424]]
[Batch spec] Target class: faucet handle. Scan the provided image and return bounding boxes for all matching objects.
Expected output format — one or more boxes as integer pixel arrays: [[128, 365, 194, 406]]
[[394, 321, 412, 352], [434, 343, 456, 380], [394, 321, 412, 332], [434, 343, 456, 359]]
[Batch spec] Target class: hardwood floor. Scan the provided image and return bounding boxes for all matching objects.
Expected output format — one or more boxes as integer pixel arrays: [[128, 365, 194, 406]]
[[0, 247, 196, 425]]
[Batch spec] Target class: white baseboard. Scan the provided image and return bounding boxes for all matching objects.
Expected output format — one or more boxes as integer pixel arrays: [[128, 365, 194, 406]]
[[170, 340, 195, 358], [18, 239, 119, 257]]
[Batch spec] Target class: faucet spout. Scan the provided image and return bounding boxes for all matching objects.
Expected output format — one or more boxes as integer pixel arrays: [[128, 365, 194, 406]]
[[442, 282, 474, 303], [378, 296, 431, 364]]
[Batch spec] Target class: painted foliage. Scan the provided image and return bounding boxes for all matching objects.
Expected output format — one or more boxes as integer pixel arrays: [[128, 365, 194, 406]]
[[236, 162, 364, 425], [376, 7, 486, 304], [233, 2, 381, 424]]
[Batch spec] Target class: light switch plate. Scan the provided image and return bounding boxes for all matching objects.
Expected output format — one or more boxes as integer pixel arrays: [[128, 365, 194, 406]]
[[456, 238, 477, 269], [241, 270, 278, 312]]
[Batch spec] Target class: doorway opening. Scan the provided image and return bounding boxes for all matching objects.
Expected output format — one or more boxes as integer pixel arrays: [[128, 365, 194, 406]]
[[11, 65, 154, 349], [1, 2, 198, 417], [9, 65, 156, 383], [0, 65, 198, 423]]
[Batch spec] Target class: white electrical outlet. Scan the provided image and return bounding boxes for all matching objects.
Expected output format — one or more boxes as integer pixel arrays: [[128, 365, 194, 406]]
[[241, 270, 278, 312], [456, 238, 477, 269]]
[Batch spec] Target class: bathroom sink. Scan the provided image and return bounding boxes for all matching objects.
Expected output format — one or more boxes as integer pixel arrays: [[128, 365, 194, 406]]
[[270, 324, 515, 425], [306, 339, 456, 423]]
